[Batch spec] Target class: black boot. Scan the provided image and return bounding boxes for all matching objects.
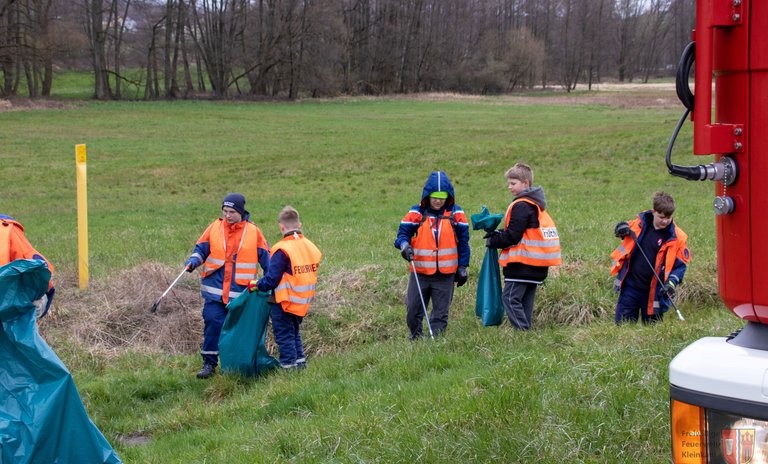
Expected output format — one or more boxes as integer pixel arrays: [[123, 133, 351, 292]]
[[196, 364, 216, 379]]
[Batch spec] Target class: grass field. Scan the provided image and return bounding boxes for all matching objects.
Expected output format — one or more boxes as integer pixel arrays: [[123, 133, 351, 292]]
[[0, 89, 741, 462]]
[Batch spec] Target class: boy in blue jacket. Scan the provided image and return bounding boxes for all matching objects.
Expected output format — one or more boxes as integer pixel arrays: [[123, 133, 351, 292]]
[[394, 171, 470, 339], [611, 192, 690, 324]]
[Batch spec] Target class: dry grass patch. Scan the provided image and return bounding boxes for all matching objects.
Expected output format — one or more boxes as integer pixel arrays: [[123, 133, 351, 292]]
[[41, 262, 399, 359], [42, 262, 202, 357]]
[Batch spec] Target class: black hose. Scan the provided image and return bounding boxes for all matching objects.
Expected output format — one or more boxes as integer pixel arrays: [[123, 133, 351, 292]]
[[676, 42, 695, 112], [667, 41, 714, 181]]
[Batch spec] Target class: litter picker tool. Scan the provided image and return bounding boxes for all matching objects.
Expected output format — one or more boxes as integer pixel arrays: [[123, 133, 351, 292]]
[[150, 266, 188, 313], [409, 260, 435, 339], [628, 230, 685, 321]]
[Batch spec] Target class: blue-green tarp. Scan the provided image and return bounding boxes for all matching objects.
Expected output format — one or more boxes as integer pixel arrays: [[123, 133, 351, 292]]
[[219, 290, 278, 376], [0, 259, 122, 464], [470, 206, 505, 326]]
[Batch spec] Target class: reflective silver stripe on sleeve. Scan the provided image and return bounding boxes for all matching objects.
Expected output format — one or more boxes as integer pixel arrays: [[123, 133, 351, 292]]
[[200, 350, 219, 355], [191, 252, 204, 261]]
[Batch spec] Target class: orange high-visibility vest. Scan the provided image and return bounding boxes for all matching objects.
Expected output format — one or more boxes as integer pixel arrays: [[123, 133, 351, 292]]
[[272, 234, 322, 317], [202, 219, 266, 302], [498, 198, 562, 267], [410, 213, 459, 275], [1, 218, 54, 290]]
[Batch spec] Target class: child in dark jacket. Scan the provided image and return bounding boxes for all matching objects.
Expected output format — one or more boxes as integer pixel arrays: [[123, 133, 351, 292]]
[[486, 163, 561, 330], [611, 191, 690, 324], [394, 171, 470, 339]]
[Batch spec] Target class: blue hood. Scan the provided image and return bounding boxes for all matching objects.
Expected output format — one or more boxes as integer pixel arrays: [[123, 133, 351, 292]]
[[420, 171, 456, 209]]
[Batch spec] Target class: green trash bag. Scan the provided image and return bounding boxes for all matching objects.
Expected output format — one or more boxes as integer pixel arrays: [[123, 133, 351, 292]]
[[470, 206, 505, 326], [0, 260, 122, 464], [220, 290, 278, 376], [477, 248, 504, 326]]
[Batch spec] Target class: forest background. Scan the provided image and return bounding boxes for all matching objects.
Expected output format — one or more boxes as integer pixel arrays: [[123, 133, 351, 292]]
[[1, 0, 694, 100]]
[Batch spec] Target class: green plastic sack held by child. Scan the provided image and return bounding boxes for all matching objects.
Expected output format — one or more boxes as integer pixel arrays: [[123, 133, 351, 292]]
[[0, 260, 122, 464], [470, 206, 505, 326], [220, 290, 278, 376]]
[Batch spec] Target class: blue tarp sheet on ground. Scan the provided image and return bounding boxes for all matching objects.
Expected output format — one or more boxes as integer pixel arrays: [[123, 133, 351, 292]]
[[0, 259, 122, 464], [220, 291, 278, 376], [470, 206, 505, 326]]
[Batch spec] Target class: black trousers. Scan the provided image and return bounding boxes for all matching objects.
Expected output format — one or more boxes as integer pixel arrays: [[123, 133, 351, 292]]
[[405, 272, 454, 338]]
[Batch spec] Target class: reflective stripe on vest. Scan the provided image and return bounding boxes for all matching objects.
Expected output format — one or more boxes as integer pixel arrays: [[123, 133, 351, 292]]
[[498, 198, 562, 267], [411, 213, 459, 275], [272, 234, 322, 317]]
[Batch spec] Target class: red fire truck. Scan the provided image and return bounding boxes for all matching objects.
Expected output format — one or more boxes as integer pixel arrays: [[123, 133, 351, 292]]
[[667, 0, 768, 462]]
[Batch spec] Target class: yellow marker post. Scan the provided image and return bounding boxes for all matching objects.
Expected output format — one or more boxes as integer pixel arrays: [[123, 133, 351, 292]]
[[76, 144, 89, 289]]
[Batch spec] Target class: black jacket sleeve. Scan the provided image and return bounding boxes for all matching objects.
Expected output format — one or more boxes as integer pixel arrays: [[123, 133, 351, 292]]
[[487, 202, 539, 249]]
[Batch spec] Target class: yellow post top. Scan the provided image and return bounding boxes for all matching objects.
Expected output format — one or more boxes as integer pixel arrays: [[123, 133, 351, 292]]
[[76, 144, 86, 163]]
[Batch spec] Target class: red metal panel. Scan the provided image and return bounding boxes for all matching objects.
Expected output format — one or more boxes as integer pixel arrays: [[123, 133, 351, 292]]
[[694, 0, 745, 156], [749, 0, 768, 321], [698, 0, 754, 320]]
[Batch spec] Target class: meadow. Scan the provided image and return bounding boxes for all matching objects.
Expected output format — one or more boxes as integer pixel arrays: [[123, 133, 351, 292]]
[[0, 89, 741, 462]]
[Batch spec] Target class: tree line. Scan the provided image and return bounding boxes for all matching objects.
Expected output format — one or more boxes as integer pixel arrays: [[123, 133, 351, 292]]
[[0, 0, 695, 100]]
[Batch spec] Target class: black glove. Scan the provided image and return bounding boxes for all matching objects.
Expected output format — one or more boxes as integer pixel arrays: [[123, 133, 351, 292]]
[[484, 230, 500, 248], [614, 221, 631, 238], [664, 281, 676, 298], [400, 244, 414, 262], [455, 266, 468, 287]]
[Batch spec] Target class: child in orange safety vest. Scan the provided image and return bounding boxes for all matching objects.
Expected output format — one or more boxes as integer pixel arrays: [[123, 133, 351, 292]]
[[394, 171, 470, 339], [249, 206, 322, 370], [485, 163, 561, 330], [185, 194, 270, 379]]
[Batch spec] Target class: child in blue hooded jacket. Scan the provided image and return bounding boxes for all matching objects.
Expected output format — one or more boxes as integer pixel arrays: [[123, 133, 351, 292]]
[[394, 171, 470, 339]]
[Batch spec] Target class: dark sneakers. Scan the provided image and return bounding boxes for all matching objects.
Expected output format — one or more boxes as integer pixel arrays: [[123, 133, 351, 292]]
[[196, 364, 216, 379]]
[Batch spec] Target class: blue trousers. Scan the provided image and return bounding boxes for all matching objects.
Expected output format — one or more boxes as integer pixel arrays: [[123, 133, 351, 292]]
[[270, 302, 305, 368], [201, 299, 227, 366], [615, 282, 663, 324]]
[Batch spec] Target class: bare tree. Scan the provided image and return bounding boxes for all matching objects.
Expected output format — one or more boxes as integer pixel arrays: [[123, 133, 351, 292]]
[[189, 0, 247, 98], [84, 0, 110, 98], [637, 0, 671, 82]]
